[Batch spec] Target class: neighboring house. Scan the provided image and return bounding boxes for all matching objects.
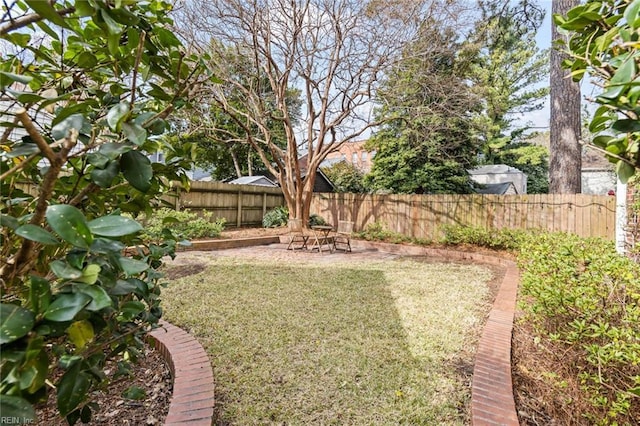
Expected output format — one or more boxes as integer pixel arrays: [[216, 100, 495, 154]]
[[475, 181, 518, 195], [302, 168, 335, 193], [323, 140, 374, 172], [581, 168, 617, 195], [469, 164, 527, 194], [228, 175, 278, 187]]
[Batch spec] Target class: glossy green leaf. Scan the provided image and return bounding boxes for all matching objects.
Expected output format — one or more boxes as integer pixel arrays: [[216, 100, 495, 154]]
[[25, 0, 68, 27], [78, 264, 101, 285], [5, 142, 40, 158], [74, 0, 95, 17], [29, 276, 51, 315], [122, 122, 147, 146], [616, 160, 636, 183], [120, 150, 152, 192], [90, 161, 120, 188], [0, 71, 33, 87], [43, 293, 91, 322], [155, 27, 181, 47], [0, 304, 35, 344], [600, 57, 637, 99], [625, 0, 640, 30], [100, 8, 122, 35], [57, 363, 90, 416], [0, 214, 19, 230], [77, 51, 97, 68], [118, 257, 149, 276], [88, 215, 143, 237], [15, 224, 60, 245], [45, 205, 93, 249], [119, 301, 146, 320], [109, 8, 140, 26], [19, 348, 48, 393], [0, 396, 36, 424], [50, 260, 83, 280], [74, 284, 112, 311], [612, 119, 640, 133], [67, 320, 94, 349], [51, 113, 89, 140], [106, 102, 130, 131], [111, 279, 138, 296], [98, 142, 133, 160], [90, 238, 126, 254]]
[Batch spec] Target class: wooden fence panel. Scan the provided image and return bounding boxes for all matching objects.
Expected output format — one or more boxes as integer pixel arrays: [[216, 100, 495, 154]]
[[310, 193, 616, 240], [171, 181, 285, 227]]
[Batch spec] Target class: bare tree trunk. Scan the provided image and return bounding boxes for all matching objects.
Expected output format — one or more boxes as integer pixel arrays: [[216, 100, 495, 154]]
[[549, 0, 582, 194], [230, 150, 242, 178]]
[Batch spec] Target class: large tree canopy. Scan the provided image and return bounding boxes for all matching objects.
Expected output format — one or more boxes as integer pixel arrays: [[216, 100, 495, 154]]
[[470, 0, 550, 193], [173, 0, 456, 222], [165, 46, 302, 181], [365, 20, 481, 194]]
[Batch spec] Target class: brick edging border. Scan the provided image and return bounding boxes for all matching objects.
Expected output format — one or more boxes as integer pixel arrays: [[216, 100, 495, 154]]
[[147, 320, 215, 426], [351, 240, 520, 425]]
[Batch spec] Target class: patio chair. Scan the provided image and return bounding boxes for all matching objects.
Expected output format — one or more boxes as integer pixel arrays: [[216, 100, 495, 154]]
[[286, 218, 309, 250], [332, 220, 353, 253]]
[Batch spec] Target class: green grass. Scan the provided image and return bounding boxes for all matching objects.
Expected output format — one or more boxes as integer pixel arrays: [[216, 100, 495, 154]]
[[161, 257, 493, 425]]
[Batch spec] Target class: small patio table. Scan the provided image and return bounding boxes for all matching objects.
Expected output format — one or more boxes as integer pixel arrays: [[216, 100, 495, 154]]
[[309, 225, 334, 253]]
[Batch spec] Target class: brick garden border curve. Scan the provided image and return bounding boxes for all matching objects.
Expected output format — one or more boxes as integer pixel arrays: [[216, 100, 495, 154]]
[[149, 237, 520, 426], [147, 321, 215, 425]]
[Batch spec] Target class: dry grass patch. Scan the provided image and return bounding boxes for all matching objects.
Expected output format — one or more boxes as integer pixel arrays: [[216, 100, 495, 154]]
[[161, 256, 493, 425]]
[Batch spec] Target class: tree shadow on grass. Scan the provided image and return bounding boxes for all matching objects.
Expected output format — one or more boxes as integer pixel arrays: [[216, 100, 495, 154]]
[[161, 260, 491, 425]]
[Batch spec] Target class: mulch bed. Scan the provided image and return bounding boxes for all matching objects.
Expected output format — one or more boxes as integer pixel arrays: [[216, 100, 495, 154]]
[[35, 345, 172, 425]]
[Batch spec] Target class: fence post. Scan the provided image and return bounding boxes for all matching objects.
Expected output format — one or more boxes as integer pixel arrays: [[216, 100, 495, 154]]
[[262, 193, 267, 218], [237, 190, 243, 227], [616, 179, 627, 254]]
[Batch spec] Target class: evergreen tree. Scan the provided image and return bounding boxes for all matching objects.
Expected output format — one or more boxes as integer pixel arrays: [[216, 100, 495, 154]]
[[366, 22, 480, 194], [470, 0, 550, 193]]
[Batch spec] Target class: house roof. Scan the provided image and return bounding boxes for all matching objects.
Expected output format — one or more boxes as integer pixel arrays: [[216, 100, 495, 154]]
[[228, 176, 277, 187], [475, 181, 517, 195], [468, 164, 524, 175]]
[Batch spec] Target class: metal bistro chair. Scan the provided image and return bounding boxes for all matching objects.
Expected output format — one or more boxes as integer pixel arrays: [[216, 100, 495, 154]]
[[332, 220, 353, 253], [286, 218, 309, 250]]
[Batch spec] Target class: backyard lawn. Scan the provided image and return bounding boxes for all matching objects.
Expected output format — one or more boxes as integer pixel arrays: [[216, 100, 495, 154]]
[[161, 253, 495, 425]]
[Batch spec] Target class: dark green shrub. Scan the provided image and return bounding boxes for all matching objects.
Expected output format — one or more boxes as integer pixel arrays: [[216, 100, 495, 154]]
[[308, 214, 327, 227], [263, 206, 289, 228], [353, 221, 411, 244], [141, 209, 225, 241], [440, 225, 529, 251]]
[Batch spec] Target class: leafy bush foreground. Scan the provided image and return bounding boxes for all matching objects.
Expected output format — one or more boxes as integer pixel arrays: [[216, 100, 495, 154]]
[[0, 1, 212, 424]]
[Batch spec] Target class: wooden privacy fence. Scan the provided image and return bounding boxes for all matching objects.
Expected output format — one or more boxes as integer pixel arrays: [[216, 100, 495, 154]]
[[168, 181, 285, 227], [310, 193, 616, 241]]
